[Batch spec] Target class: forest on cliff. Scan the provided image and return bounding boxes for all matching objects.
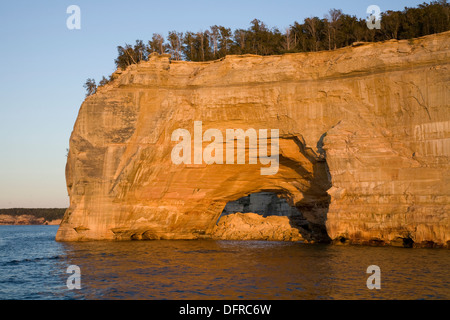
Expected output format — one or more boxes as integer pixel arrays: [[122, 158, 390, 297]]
[[0, 208, 66, 221], [84, 1, 449, 95]]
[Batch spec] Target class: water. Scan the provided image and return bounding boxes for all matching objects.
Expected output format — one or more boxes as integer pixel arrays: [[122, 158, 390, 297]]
[[0, 225, 448, 300]]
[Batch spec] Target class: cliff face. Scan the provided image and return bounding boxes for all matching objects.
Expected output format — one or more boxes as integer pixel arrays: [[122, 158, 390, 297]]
[[56, 32, 449, 247]]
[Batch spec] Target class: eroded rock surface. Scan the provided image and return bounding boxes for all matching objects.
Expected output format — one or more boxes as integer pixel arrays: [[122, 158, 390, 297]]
[[212, 212, 304, 242], [221, 192, 303, 218], [0, 215, 44, 225], [57, 32, 449, 247]]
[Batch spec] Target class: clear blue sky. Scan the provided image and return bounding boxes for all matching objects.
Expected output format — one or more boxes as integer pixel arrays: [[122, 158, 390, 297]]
[[0, 0, 426, 208]]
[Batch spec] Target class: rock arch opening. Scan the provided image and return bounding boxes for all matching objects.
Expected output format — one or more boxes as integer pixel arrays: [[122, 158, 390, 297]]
[[212, 191, 331, 243]]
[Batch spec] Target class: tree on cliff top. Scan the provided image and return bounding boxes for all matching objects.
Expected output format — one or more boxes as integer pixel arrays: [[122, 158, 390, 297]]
[[114, 40, 148, 69], [83, 78, 96, 97], [85, 1, 450, 92]]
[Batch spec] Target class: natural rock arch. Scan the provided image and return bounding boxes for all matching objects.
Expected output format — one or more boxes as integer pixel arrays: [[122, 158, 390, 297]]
[[56, 32, 449, 247]]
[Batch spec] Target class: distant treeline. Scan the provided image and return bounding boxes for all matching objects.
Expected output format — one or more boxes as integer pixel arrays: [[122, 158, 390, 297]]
[[0, 208, 66, 221], [84, 1, 450, 96]]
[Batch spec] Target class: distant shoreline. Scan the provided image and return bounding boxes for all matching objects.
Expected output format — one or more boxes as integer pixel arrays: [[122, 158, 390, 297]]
[[0, 208, 66, 225]]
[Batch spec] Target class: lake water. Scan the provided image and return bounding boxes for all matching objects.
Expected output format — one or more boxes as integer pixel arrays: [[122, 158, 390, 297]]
[[0, 225, 448, 300]]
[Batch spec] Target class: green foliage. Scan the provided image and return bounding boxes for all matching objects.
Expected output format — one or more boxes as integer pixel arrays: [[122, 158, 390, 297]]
[[84, 1, 449, 91], [83, 78, 96, 97], [0, 208, 67, 221], [129, 1, 449, 61], [167, 31, 184, 61], [114, 40, 148, 69], [98, 76, 110, 87], [148, 33, 165, 54]]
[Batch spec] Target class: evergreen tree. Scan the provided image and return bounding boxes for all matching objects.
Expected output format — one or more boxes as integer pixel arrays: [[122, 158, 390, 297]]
[[304, 17, 321, 51], [208, 25, 220, 59], [98, 76, 109, 87], [167, 31, 183, 61], [83, 78, 97, 97], [182, 31, 196, 61], [218, 26, 232, 58], [89, 0, 449, 93], [232, 28, 247, 54], [148, 33, 165, 54]]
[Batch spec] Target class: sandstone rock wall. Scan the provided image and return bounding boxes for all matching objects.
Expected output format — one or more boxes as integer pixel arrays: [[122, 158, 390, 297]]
[[212, 212, 304, 242], [56, 32, 449, 247]]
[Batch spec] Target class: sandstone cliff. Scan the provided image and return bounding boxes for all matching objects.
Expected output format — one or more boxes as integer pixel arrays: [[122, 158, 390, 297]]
[[57, 32, 449, 248], [212, 212, 304, 242]]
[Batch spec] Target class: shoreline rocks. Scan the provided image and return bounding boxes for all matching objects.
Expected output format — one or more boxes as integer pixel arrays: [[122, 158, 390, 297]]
[[212, 212, 304, 242], [0, 214, 61, 225]]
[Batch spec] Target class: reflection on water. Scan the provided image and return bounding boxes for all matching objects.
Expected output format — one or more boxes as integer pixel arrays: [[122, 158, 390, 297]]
[[0, 226, 449, 300]]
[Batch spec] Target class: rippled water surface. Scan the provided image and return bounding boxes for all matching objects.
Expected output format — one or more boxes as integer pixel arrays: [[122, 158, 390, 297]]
[[0, 225, 448, 300]]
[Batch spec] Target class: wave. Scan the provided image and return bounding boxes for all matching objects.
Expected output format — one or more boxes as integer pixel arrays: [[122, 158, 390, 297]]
[[1, 255, 62, 266]]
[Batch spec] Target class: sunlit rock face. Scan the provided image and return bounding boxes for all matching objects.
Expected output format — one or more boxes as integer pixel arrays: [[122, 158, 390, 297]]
[[212, 212, 305, 242], [56, 32, 449, 248], [215, 192, 316, 242]]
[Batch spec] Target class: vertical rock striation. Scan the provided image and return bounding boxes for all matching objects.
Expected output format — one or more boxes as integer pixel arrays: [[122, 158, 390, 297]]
[[57, 32, 449, 247]]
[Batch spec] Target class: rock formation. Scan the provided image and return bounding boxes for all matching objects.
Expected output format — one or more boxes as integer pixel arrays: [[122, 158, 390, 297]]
[[56, 32, 449, 248], [212, 212, 303, 242], [221, 192, 303, 218], [0, 215, 61, 225]]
